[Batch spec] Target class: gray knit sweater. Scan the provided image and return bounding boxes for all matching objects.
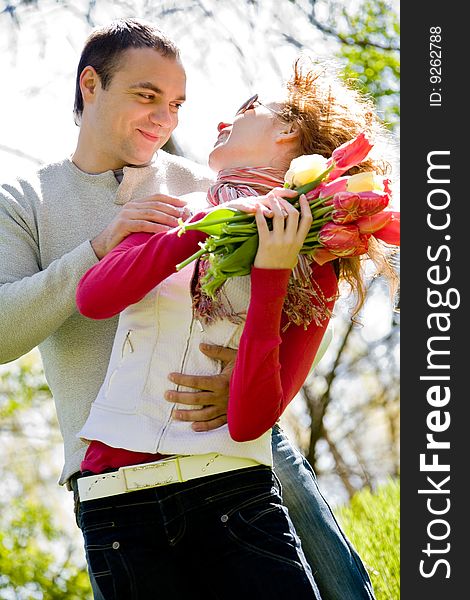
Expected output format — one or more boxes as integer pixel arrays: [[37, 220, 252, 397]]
[[0, 151, 214, 485]]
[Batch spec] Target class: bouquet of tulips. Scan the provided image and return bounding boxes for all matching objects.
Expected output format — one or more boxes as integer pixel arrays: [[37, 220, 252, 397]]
[[176, 132, 400, 298]]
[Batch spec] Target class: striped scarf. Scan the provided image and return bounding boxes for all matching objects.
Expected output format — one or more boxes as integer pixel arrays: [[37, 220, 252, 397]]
[[192, 166, 334, 329], [206, 167, 285, 205]]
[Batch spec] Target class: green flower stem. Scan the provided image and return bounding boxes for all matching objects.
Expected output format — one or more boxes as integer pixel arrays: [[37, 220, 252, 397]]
[[301, 239, 322, 248], [223, 224, 257, 235], [301, 243, 321, 251], [293, 165, 334, 196], [215, 235, 256, 246], [176, 246, 208, 271], [306, 225, 323, 235], [311, 206, 334, 219], [183, 212, 252, 232], [305, 230, 321, 239], [309, 195, 333, 210], [315, 214, 333, 224], [305, 199, 325, 211]]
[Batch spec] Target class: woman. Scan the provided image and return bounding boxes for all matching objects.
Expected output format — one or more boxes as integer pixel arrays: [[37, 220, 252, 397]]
[[75, 60, 388, 599]]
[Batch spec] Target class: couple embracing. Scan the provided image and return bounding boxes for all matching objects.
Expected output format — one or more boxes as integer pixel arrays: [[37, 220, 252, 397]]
[[0, 17, 393, 600]]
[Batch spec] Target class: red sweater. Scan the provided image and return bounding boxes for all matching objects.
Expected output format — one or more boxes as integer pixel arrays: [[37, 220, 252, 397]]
[[77, 224, 337, 473]]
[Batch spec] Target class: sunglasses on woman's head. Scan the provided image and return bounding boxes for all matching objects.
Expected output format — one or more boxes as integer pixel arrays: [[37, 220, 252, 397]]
[[235, 94, 259, 115], [235, 94, 285, 118]]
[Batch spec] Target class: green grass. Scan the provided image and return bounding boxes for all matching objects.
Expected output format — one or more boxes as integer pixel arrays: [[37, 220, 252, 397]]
[[337, 478, 400, 600]]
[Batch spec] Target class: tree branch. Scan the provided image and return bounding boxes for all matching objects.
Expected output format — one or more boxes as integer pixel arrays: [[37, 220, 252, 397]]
[[0, 143, 44, 166], [322, 427, 357, 499], [299, 0, 399, 52]]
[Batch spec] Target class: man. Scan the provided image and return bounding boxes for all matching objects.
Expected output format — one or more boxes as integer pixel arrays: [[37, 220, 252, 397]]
[[0, 18, 374, 600]]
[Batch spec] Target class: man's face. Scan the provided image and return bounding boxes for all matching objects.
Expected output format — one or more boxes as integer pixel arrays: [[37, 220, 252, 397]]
[[83, 48, 186, 170]]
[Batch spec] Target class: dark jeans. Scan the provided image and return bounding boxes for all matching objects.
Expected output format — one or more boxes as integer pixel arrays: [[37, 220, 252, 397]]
[[74, 465, 321, 600]]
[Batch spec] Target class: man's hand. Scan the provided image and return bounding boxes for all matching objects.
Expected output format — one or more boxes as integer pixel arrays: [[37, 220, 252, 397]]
[[165, 343, 237, 432], [91, 193, 189, 259]]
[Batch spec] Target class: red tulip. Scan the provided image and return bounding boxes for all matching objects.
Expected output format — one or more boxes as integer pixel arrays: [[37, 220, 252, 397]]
[[319, 222, 369, 256], [306, 176, 349, 202], [337, 243, 370, 258], [371, 212, 400, 246], [331, 191, 390, 223], [311, 248, 338, 265], [327, 132, 373, 180], [356, 211, 393, 234]]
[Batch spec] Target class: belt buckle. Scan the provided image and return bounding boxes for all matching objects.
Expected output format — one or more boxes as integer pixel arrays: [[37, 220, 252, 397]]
[[120, 457, 183, 491]]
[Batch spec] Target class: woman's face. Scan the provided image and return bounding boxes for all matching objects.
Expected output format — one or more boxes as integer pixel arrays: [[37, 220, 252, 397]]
[[208, 96, 287, 172]]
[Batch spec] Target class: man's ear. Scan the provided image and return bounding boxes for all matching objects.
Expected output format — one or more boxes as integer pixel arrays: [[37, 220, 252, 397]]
[[79, 66, 100, 105]]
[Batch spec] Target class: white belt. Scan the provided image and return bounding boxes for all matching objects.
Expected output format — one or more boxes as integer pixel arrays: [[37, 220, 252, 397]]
[[77, 453, 261, 502]]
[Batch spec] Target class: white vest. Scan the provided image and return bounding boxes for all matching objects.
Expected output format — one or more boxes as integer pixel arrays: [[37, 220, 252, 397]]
[[79, 193, 272, 466]]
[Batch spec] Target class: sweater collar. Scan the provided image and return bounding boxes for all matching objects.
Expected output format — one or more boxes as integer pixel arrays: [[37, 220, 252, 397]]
[[65, 157, 118, 186], [113, 161, 159, 206], [65, 156, 160, 206]]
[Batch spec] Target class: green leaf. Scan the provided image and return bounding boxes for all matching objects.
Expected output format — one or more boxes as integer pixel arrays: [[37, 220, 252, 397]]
[[201, 235, 259, 297]]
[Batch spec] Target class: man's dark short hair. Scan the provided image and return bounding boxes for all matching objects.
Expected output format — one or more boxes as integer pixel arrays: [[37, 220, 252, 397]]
[[73, 18, 180, 125]]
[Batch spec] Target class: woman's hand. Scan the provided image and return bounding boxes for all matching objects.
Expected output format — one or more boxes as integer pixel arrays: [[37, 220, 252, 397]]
[[254, 193, 312, 270], [223, 187, 298, 216]]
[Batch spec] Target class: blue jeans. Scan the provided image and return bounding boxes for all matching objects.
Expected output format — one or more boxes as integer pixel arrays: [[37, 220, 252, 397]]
[[272, 424, 375, 600], [76, 465, 321, 599]]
